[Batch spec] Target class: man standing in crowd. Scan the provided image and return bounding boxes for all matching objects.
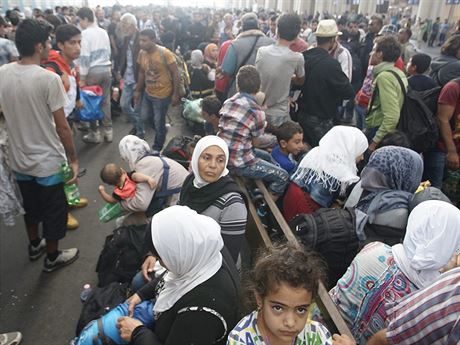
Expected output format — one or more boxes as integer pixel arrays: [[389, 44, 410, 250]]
[[366, 36, 407, 151], [134, 29, 180, 154], [0, 19, 79, 272], [428, 17, 440, 47], [266, 15, 277, 40], [77, 7, 112, 143], [256, 13, 304, 128], [361, 16, 383, 77], [398, 27, 416, 65], [221, 12, 274, 98], [297, 19, 353, 147], [0, 15, 18, 66], [117, 13, 142, 138]]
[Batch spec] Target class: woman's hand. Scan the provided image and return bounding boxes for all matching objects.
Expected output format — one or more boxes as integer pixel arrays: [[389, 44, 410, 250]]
[[117, 316, 143, 342], [332, 334, 356, 345], [127, 293, 142, 317], [141, 255, 157, 281], [440, 253, 460, 274]]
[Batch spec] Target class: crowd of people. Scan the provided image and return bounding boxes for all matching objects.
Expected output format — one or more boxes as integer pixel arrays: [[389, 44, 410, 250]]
[[1, 3, 460, 345]]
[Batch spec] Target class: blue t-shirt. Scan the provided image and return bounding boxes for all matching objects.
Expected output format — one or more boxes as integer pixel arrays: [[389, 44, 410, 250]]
[[271, 145, 297, 174]]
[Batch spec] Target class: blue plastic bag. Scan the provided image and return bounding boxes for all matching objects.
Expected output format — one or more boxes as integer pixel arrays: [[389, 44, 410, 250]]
[[74, 300, 155, 345], [77, 86, 104, 122]]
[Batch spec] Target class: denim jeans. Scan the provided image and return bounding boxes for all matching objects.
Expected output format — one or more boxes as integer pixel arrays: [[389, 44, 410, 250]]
[[423, 148, 446, 189], [231, 149, 289, 196], [120, 82, 141, 133], [141, 94, 171, 151], [355, 104, 367, 130]]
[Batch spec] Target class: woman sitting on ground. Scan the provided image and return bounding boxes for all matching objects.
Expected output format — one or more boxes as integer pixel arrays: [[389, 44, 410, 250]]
[[139, 136, 247, 288], [283, 125, 368, 222], [329, 200, 460, 344], [117, 135, 189, 226], [353, 146, 423, 245], [228, 242, 355, 345], [117, 205, 240, 345], [188, 49, 214, 99]]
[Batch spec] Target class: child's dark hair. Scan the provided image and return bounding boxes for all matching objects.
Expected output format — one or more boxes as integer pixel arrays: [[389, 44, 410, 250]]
[[275, 121, 303, 144], [202, 95, 222, 117], [247, 242, 326, 308], [100, 163, 123, 186], [15, 18, 53, 57], [236, 65, 260, 94], [376, 130, 411, 149], [410, 53, 431, 74], [139, 28, 156, 41], [56, 24, 81, 44]]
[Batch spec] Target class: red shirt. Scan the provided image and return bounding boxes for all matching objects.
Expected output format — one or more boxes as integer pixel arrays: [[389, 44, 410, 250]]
[[215, 40, 232, 92], [437, 80, 460, 152], [113, 175, 137, 200]]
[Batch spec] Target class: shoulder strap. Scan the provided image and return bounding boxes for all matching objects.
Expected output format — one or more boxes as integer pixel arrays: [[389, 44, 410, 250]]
[[177, 306, 228, 343], [384, 69, 407, 96], [225, 35, 261, 94], [155, 156, 181, 197], [42, 61, 63, 76]]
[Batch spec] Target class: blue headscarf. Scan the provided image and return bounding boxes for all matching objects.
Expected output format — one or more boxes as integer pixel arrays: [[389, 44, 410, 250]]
[[355, 146, 423, 240]]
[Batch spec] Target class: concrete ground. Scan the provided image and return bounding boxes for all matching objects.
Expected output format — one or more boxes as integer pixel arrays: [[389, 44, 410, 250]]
[[0, 105, 192, 345]]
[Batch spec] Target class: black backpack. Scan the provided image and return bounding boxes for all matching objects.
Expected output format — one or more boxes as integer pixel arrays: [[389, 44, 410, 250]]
[[75, 282, 130, 336], [369, 70, 439, 153], [162, 135, 196, 169], [95, 224, 150, 287], [289, 208, 359, 288]]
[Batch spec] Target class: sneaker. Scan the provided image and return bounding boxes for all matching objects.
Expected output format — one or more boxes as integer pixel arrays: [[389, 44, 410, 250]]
[[43, 248, 79, 273], [28, 238, 46, 261], [67, 212, 79, 230], [0, 331, 22, 345], [82, 131, 101, 144], [104, 129, 113, 143], [69, 197, 88, 209]]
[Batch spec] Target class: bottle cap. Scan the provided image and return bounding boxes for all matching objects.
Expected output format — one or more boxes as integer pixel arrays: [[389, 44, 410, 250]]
[[83, 283, 91, 289]]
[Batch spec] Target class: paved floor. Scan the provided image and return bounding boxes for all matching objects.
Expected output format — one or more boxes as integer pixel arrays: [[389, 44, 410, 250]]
[[0, 105, 191, 345]]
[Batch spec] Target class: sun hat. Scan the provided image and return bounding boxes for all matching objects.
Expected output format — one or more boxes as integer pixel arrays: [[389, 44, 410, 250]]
[[315, 19, 342, 37]]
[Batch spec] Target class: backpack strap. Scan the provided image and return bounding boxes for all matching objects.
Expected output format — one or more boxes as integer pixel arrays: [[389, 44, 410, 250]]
[[155, 156, 181, 197], [93, 318, 111, 345], [367, 69, 406, 116], [177, 306, 228, 343], [42, 61, 63, 76]]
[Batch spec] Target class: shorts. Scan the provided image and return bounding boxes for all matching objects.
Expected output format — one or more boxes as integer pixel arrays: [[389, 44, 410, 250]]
[[17, 178, 68, 241]]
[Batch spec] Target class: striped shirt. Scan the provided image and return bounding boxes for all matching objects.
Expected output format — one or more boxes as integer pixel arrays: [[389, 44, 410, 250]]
[[201, 192, 247, 263], [385, 267, 460, 345], [218, 92, 266, 168]]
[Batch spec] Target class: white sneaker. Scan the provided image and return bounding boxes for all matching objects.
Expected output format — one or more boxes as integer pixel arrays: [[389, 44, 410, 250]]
[[43, 248, 79, 272], [104, 128, 113, 143], [82, 131, 101, 144], [0, 331, 22, 345]]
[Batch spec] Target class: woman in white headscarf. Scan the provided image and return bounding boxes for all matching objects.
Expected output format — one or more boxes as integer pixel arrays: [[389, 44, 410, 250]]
[[117, 135, 189, 225], [117, 206, 239, 345], [329, 200, 460, 344], [143, 136, 247, 266], [189, 49, 214, 99], [283, 126, 368, 221]]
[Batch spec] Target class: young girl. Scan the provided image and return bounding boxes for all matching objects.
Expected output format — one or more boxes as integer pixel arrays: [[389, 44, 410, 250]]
[[227, 243, 355, 345], [98, 163, 156, 204]]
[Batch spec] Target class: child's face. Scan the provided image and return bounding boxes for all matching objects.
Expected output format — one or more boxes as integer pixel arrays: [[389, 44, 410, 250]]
[[256, 282, 312, 344], [281, 133, 304, 156], [406, 58, 417, 76]]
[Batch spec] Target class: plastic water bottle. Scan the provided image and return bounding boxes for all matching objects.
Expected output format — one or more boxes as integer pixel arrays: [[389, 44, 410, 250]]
[[61, 162, 80, 206], [80, 284, 92, 303]]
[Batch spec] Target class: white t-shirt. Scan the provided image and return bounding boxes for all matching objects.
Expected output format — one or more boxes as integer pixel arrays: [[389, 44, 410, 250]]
[[0, 63, 68, 177], [256, 44, 305, 126]]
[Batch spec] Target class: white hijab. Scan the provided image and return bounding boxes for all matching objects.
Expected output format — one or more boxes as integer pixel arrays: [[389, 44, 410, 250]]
[[292, 126, 368, 194], [393, 200, 460, 289], [118, 135, 152, 171], [191, 135, 230, 188], [151, 205, 223, 313]]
